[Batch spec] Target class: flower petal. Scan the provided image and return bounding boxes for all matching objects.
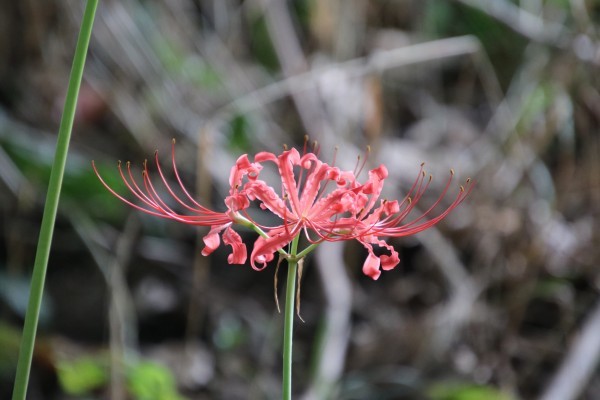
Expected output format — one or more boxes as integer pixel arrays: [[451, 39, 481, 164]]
[[277, 149, 302, 214], [375, 238, 400, 271], [225, 193, 250, 212], [359, 236, 399, 279], [362, 248, 381, 280], [223, 226, 247, 264], [308, 187, 360, 220], [298, 154, 329, 211], [254, 151, 278, 163], [245, 180, 292, 220], [229, 154, 262, 193], [201, 224, 229, 256], [250, 227, 295, 271], [359, 165, 388, 217]]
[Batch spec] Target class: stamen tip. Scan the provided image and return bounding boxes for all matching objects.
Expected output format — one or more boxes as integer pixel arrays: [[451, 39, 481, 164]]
[[460, 185, 465, 192], [421, 162, 425, 167], [172, 138, 176, 144], [450, 168, 455, 176], [429, 174, 433, 182], [283, 143, 288, 151], [117, 160, 121, 166], [466, 177, 471, 183]]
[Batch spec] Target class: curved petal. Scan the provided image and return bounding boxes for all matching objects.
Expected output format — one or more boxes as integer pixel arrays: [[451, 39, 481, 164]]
[[358, 164, 388, 218], [245, 180, 292, 220], [254, 151, 278, 163], [223, 226, 247, 264], [299, 159, 331, 212], [359, 236, 400, 279], [229, 154, 262, 193], [361, 245, 381, 280], [225, 193, 250, 212], [250, 227, 296, 271], [201, 223, 230, 256], [308, 187, 360, 220], [374, 238, 400, 271], [277, 149, 302, 213]]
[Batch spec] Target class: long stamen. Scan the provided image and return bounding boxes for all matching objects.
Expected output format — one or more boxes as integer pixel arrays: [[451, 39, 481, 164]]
[[395, 171, 453, 229], [170, 140, 218, 214], [94, 160, 229, 225], [124, 161, 161, 210], [354, 145, 370, 178], [374, 175, 473, 236], [93, 161, 169, 218], [141, 163, 183, 219], [154, 149, 208, 215], [302, 135, 309, 156], [352, 155, 361, 177], [331, 146, 338, 167], [384, 167, 428, 225]]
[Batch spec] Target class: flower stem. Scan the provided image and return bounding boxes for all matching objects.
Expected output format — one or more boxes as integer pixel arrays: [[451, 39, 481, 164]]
[[233, 213, 289, 257], [282, 235, 300, 400], [11, 2, 98, 399], [294, 242, 318, 260]]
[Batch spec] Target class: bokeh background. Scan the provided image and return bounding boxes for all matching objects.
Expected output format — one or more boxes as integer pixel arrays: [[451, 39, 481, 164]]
[[1, 0, 600, 399]]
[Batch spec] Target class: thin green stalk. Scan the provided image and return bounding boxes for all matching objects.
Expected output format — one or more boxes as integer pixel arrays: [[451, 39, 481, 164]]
[[12, 2, 98, 399], [283, 235, 300, 400], [295, 242, 318, 260], [234, 213, 289, 257]]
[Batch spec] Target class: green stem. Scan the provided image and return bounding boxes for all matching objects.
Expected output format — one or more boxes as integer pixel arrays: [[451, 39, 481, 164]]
[[282, 235, 300, 400], [233, 213, 289, 257], [294, 242, 318, 260], [11, 2, 98, 399]]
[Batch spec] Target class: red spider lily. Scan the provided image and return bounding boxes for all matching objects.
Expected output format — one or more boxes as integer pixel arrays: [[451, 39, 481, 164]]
[[94, 142, 472, 280], [92, 141, 260, 264], [236, 146, 473, 280]]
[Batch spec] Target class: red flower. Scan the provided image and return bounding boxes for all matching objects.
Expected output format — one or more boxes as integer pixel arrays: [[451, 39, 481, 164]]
[[95, 142, 472, 280]]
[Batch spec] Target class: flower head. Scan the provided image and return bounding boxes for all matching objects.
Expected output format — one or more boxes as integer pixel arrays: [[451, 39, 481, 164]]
[[94, 141, 472, 280]]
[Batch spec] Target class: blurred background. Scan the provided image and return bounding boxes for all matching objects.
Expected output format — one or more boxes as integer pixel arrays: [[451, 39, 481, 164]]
[[1, 0, 599, 399]]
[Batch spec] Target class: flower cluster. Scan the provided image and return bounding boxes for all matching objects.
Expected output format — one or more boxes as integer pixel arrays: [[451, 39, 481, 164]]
[[94, 141, 472, 280]]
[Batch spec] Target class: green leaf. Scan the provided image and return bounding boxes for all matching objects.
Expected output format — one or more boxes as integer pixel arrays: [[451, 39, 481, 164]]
[[428, 382, 515, 400], [127, 361, 186, 400], [57, 357, 108, 396], [227, 114, 252, 152]]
